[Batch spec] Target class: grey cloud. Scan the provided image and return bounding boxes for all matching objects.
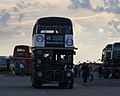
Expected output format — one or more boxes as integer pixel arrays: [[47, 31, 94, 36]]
[[20, 1, 26, 6], [68, 0, 120, 14], [13, 25, 21, 32], [17, 13, 25, 22], [26, 3, 32, 6], [93, 0, 120, 14], [41, 2, 55, 8], [95, 6, 104, 12], [105, 7, 114, 13], [1, 9, 6, 14], [68, 0, 81, 9], [108, 20, 114, 26], [68, 0, 93, 10], [0, 0, 38, 37], [103, 0, 120, 14], [16, 1, 27, 9], [14, 1, 37, 22], [13, 7, 19, 12], [114, 6, 120, 14], [80, 0, 92, 9], [103, 0, 119, 7], [105, 6, 120, 14], [16, 2, 24, 9], [108, 19, 120, 32], [13, 25, 25, 36], [0, 13, 11, 25], [16, 1, 38, 9]]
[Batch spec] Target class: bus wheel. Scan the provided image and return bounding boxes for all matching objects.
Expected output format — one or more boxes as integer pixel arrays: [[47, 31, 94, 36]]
[[32, 78, 39, 89], [68, 83, 73, 89], [38, 83, 42, 88], [68, 81, 73, 89], [33, 82, 39, 89]]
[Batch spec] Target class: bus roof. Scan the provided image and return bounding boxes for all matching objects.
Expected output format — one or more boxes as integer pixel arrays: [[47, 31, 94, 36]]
[[33, 17, 73, 36], [36, 17, 72, 26], [106, 44, 112, 47], [113, 42, 120, 45]]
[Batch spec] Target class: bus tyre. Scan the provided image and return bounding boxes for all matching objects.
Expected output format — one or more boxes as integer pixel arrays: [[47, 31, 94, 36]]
[[68, 83, 73, 89], [68, 81, 73, 89], [32, 82, 39, 89], [32, 78, 40, 89]]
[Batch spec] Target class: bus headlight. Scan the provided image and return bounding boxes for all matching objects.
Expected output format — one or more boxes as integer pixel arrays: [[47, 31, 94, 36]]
[[67, 72, 71, 77], [38, 72, 43, 77], [37, 59, 41, 64]]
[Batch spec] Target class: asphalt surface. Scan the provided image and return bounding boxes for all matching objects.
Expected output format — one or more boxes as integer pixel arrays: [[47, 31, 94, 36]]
[[0, 73, 120, 96]]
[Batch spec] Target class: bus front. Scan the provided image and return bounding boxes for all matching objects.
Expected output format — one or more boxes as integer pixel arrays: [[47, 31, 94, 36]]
[[31, 17, 76, 89], [111, 43, 120, 67], [13, 45, 32, 74]]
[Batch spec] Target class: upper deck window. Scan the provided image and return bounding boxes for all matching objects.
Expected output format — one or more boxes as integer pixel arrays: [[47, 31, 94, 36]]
[[41, 30, 58, 33], [17, 48, 25, 52], [38, 25, 71, 34], [112, 43, 120, 51], [113, 46, 120, 51], [106, 48, 112, 52]]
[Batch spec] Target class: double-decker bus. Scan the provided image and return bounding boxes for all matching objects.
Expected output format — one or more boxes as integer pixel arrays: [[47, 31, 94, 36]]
[[102, 43, 120, 78], [13, 45, 32, 75], [31, 17, 76, 89], [111, 42, 120, 67], [111, 42, 120, 78], [101, 44, 112, 78], [102, 44, 112, 67]]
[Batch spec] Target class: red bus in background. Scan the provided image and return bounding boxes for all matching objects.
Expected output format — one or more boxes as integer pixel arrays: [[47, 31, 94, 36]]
[[13, 45, 32, 75]]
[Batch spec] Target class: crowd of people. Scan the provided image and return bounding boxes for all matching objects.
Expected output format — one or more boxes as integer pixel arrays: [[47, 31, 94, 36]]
[[10, 60, 120, 86], [74, 62, 120, 86]]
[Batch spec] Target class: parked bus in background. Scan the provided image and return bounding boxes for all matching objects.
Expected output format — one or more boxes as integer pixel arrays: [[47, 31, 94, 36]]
[[111, 42, 120, 67], [110, 42, 120, 78], [102, 44, 112, 67], [0, 56, 10, 71], [102, 43, 120, 78], [13, 45, 32, 75], [31, 17, 76, 89], [101, 44, 112, 78]]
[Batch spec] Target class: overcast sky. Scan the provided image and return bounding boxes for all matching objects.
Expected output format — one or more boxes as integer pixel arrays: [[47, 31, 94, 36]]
[[0, 0, 120, 63]]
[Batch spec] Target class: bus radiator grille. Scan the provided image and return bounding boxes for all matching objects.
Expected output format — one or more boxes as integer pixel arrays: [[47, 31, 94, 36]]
[[45, 70, 64, 82]]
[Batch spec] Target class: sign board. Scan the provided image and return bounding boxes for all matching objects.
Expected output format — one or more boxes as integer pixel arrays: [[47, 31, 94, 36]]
[[35, 34, 45, 47], [34, 34, 73, 48], [45, 34, 64, 47], [65, 35, 73, 47]]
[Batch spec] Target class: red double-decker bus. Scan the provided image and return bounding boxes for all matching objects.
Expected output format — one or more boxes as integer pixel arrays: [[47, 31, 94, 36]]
[[13, 45, 32, 75]]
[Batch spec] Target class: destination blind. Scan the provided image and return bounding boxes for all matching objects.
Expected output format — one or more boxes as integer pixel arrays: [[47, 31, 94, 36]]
[[45, 34, 64, 47]]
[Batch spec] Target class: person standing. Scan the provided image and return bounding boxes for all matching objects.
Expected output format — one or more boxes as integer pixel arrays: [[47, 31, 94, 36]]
[[98, 66, 103, 78], [74, 66, 78, 77], [11, 67, 15, 75], [81, 62, 90, 85], [19, 62, 25, 77], [77, 65, 81, 77]]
